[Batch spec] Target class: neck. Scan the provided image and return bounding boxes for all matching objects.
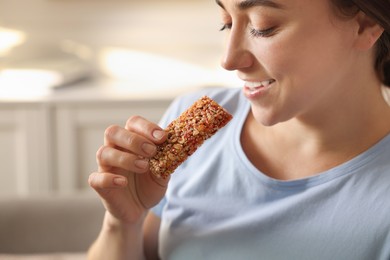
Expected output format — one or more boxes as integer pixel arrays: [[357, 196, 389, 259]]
[[278, 85, 389, 154], [309, 84, 387, 140], [243, 83, 390, 180]]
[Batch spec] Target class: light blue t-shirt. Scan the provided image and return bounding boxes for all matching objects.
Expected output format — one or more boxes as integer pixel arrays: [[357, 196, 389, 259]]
[[152, 87, 390, 260]]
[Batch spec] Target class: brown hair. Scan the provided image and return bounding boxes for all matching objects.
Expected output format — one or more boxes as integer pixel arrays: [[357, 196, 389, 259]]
[[331, 0, 390, 87]]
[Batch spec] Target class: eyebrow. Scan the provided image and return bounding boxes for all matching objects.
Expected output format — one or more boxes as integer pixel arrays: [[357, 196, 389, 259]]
[[215, 0, 284, 10]]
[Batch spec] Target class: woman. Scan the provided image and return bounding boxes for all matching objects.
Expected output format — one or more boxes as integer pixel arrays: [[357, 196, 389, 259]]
[[88, 0, 390, 259]]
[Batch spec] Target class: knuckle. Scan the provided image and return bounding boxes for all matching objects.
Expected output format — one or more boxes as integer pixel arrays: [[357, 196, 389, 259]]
[[96, 145, 106, 164], [126, 115, 143, 127], [126, 115, 158, 142], [88, 173, 94, 187], [118, 153, 131, 168], [125, 134, 135, 148], [88, 172, 100, 188], [104, 125, 120, 140]]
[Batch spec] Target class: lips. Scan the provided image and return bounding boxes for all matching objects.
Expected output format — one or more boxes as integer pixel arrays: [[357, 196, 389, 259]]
[[244, 79, 275, 96]]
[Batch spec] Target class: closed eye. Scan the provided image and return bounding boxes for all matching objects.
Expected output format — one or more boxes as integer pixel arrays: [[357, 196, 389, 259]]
[[249, 26, 276, 37]]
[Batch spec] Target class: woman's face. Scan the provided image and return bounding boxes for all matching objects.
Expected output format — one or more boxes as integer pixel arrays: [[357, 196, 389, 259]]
[[217, 0, 361, 126]]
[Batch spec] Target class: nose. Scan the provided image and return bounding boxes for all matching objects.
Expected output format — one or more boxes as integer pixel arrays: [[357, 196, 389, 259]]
[[220, 28, 253, 71]]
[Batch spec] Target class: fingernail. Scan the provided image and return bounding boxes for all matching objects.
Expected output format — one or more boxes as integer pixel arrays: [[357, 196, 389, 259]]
[[113, 177, 127, 186], [142, 143, 156, 156], [152, 130, 165, 140], [135, 159, 149, 170]]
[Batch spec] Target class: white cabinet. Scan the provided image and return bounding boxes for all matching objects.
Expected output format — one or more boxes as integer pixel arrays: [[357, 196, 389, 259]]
[[0, 104, 52, 196], [54, 101, 170, 194], [0, 86, 172, 196]]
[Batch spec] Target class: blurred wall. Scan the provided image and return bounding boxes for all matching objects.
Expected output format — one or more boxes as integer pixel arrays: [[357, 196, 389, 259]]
[[0, 0, 224, 71]]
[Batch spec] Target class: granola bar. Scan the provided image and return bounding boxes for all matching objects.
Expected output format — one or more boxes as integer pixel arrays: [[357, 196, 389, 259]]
[[149, 96, 233, 179]]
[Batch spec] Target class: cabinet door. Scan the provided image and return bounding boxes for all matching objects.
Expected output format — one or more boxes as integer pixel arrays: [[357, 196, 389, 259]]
[[0, 106, 51, 196], [54, 100, 171, 193]]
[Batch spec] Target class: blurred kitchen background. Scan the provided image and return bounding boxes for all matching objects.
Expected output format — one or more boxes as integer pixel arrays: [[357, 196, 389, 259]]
[[0, 0, 240, 197]]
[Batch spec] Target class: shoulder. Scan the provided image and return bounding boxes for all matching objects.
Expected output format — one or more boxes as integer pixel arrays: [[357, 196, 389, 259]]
[[159, 87, 245, 127], [173, 87, 242, 109]]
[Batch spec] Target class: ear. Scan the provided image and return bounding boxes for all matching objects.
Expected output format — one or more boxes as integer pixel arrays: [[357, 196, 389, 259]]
[[354, 11, 384, 51]]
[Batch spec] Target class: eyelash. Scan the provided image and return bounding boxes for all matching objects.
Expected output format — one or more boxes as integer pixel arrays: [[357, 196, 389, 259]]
[[219, 23, 232, 31], [219, 23, 275, 38], [249, 27, 276, 37]]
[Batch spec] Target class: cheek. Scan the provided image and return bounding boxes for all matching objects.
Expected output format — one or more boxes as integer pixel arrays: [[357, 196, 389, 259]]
[[250, 15, 355, 94], [255, 37, 316, 84], [260, 29, 347, 85]]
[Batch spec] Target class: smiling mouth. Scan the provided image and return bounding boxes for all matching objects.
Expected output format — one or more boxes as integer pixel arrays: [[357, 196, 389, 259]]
[[245, 79, 275, 91]]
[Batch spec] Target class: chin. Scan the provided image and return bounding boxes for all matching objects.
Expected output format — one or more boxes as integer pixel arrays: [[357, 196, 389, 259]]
[[252, 112, 281, 127], [251, 107, 289, 127]]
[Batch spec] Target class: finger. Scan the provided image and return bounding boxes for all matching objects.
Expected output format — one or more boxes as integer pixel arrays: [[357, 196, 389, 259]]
[[104, 125, 157, 158], [88, 172, 128, 190], [96, 145, 149, 174], [125, 116, 167, 145]]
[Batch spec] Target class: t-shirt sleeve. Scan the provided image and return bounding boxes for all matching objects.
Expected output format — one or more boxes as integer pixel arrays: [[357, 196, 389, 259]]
[[151, 197, 167, 217]]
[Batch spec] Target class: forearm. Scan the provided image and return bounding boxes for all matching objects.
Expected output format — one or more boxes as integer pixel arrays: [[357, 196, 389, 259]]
[[88, 211, 146, 260]]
